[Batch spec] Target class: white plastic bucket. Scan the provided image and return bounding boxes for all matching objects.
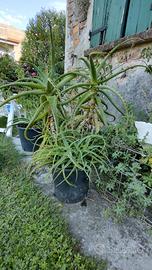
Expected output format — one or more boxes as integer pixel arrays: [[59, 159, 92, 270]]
[[135, 121, 152, 145]]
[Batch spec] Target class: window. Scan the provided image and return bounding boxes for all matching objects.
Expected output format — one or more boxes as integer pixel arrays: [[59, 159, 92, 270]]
[[90, 0, 152, 48]]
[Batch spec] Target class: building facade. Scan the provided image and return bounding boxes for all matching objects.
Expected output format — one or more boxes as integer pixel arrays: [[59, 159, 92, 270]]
[[65, 0, 152, 120], [0, 23, 25, 61]]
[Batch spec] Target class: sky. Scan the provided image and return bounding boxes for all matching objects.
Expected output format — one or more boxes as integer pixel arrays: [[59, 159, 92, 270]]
[[0, 0, 66, 30]]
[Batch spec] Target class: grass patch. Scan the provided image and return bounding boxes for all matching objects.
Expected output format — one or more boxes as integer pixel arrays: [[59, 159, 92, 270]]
[[0, 135, 20, 170], [0, 137, 107, 270]]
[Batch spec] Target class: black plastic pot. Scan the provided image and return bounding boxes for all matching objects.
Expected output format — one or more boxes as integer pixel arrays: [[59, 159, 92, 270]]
[[54, 169, 89, 203], [17, 125, 42, 152]]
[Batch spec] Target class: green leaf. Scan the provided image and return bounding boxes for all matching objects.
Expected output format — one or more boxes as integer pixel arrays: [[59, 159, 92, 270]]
[[101, 64, 145, 84], [56, 73, 77, 88], [0, 81, 45, 90], [89, 55, 97, 82], [80, 57, 90, 69], [74, 91, 94, 115], [94, 113, 101, 133], [97, 39, 136, 73], [96, 107, 107, 126], [95, 96, 108, 126], [0, 90, 44, 108], [47, 78, 55, 93], [62, 82, 94, 94], [24, 101, 48, 139], [99, 87, 125, 115], [104, 110, 116, 121], [47, 95, 59, 132], [67, 114, 86, 128], [95, 96, 107, 111], [62, 90, 88, 105]]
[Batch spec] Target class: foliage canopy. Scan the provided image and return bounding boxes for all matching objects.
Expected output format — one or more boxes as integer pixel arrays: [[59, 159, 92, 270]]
[[21, 9, 65, 74]]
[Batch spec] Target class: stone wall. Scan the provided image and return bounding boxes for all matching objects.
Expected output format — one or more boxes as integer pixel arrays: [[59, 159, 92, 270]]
[[107, 43, 152, 121], [65, 1, 152, 120], [65, 0, 93, 70]]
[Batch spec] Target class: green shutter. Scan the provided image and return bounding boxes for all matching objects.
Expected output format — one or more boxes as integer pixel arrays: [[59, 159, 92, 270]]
[[125, 0, 152, 36], [91, 0, 127, 47], [104, 0, 127, 43], [91, 0, 152, 48], [91, 0, 110, 47]]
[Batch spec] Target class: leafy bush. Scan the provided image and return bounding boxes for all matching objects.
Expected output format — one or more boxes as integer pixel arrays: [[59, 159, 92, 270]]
[[0, 54, 24, 97], [0, 54, 20, 83], [21, 9, 65, 74], [94, 113, 152, 220], [0, 138, 107, 270]]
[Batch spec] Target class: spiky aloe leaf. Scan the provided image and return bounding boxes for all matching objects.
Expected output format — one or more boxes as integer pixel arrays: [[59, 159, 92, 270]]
[[89, 55, 97, 82], [96, 107, 107, 126], [47, 95, 59, 132], [24, 101, 48, 139], [94, 112, 101, 133], [100, 89, 124, 115], [47, 78, 55, 93], [95, 96, 108, 111], [100, 85, 127, 114], [95, 96, 109, 123], [89, 51, 106, 58], [0, 90, 44, 108], [80, 57, 90, 69], [62, 82, 94, 94], [104, 110, 116, 121], [62, 89, 88, 105], [56, 73, 77, 88], [17, 77, 44, 85], [74, 91, 94, 115], [101, 64, 146, 84], [97, 39, 136, 73], [33, 110, 48, 123], [47, 22, 55, 76], [0, 81, 45, 90], [32, 64, 49, 83], [67, 114, 86, 129], [55, 72, 77, 82]]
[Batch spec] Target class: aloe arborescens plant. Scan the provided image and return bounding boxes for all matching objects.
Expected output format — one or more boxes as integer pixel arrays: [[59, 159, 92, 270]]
[[62, 43, 146, 133]]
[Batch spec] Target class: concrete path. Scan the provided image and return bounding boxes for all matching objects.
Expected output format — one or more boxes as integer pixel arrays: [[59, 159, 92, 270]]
[[13, 137, 152, 270]]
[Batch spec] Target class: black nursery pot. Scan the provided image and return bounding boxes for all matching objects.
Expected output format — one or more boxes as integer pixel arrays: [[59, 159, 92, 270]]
[[17, 124, 42, 152], [54, 169, 89, 204]]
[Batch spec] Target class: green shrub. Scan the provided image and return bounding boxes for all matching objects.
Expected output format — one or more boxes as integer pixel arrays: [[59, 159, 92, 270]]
[[94, 113, 152, 220], [0, 54, 24, 98], [21, 9, 65, 75], [0, 54, 19, 82]]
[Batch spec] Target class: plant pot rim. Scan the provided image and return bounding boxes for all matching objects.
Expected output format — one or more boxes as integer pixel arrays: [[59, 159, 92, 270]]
[[53, 168, 86, 173], [17, 124, 41, 132]]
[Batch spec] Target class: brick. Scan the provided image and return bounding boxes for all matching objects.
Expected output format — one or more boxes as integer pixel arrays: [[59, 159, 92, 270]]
[[79, 20, 86, 30], [73, 24, 79, 35], [73, 37, 80, 47], [68, 10, 73, 17]]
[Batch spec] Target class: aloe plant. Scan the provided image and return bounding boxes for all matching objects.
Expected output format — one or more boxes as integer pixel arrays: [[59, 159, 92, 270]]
[[32, 127, 108, 182], [30, 42, 146, 183], [0, 24, 77, 137], [62, 43, 146, 133]]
